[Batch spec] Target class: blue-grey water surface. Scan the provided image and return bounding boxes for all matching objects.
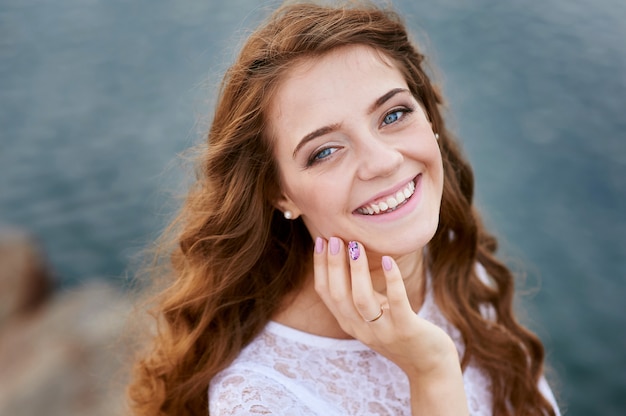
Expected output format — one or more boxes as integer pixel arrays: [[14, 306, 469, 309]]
[[1, 0, 624, 414]]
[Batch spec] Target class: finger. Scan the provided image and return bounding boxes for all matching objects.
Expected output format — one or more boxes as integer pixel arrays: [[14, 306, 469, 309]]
[[313, 237, 330, 299], [326, 237, 352, 316], [381, 255, 414, 324], [347, 241, 382, 322]]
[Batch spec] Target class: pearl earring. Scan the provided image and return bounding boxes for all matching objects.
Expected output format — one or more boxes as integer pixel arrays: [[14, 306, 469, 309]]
[[435, 133, 440, 140], [284, 210, 293, 220]]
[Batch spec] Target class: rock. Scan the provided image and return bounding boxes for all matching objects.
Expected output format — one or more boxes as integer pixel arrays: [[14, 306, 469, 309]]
[[0, 229, 141, 416], [0, 280, 139, 416], [0, 229, 53, 327]]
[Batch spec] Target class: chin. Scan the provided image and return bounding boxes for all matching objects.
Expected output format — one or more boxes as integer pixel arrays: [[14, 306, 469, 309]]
[[369, 225, 438, 258]]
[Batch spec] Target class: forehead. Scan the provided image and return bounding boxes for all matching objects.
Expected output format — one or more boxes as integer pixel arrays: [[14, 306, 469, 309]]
[[268, 44, 408, 132], [290, 44, 398, 77], [276, 44, 403, 96]]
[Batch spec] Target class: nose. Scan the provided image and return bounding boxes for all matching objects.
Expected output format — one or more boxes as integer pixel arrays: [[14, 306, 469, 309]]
[[355, 134, 403, 181]]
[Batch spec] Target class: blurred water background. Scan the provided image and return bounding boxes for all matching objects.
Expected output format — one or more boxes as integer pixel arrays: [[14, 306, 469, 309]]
[[1, 0, 624, 414]]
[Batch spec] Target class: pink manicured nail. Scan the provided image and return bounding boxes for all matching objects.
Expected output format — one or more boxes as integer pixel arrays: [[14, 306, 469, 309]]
[[315, 237, 323, 254], [382, 256, 393, 271], [329, 237, 340, 255], [348, 241, 360, 260]]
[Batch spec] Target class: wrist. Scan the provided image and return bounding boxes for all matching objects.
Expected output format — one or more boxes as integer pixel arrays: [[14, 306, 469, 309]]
[[404, 328, 460, 381], [406, 337, 468, 416]]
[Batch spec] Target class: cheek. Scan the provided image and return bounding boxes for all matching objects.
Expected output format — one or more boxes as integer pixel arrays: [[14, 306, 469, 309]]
[[425, 140, 444, 179], [290, 181, 346, 234], [296, 182, 340, 217], [434, 147, 445, 188]]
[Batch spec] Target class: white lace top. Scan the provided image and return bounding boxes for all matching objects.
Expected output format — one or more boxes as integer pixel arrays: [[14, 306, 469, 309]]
[[209, 271, 560, 415]]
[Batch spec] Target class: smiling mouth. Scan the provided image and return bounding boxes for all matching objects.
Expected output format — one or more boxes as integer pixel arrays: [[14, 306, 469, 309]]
[[356, 178, 416, 215]]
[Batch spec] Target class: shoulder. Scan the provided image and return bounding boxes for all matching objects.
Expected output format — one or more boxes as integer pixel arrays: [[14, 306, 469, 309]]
[[473, 264, 562, 415], [209, 367, 319, 415], [208, 323, 354, 416], [538, 374, 562, 416]]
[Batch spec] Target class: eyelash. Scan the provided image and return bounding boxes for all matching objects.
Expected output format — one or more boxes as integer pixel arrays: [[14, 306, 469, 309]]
[[305, 105, 415, 167], [306, 146, 339, 167], [381, 106, 414, 127]]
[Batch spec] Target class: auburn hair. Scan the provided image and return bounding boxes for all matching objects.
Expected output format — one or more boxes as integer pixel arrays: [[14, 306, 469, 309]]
[[128, 2, 555, 415]]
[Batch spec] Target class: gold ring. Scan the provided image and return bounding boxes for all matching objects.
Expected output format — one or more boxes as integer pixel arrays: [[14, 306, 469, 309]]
[[364, 306, 384, 323]]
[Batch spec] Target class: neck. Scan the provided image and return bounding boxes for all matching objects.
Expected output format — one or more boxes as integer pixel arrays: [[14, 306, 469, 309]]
[[273, 249, 426, 339], [368, 249, 425, 311]]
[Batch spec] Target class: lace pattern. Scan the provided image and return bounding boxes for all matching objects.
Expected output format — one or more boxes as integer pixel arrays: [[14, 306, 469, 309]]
[[209, 266, 559, 415], [210, 284, 495, 415]]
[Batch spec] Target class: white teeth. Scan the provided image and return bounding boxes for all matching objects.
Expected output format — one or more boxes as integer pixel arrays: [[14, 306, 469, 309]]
[[357, 179, 416, 216]]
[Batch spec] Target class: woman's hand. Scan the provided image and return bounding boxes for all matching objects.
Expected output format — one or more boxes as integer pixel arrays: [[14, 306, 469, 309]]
[[313, 236, 469, 415]]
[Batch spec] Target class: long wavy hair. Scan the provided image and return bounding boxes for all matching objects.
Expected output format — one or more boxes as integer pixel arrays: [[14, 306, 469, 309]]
[[128, 2, 555, 415]]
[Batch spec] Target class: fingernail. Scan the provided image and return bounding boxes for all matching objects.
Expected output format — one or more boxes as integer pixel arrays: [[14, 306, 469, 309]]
[[329, 237, 340, 255], [315, 237, 323, 254], [348, 241, 360, 260], [382, 256, 392, 271]]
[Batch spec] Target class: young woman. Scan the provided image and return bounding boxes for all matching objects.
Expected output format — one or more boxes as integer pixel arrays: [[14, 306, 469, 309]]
[[128, 2, 561, 415]]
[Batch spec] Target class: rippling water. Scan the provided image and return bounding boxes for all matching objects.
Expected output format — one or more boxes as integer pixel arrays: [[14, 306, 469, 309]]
[[1, 0, 624, 414]]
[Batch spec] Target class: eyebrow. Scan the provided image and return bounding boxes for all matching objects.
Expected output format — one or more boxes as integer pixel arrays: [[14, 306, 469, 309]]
[[368, 87, 410, 114], [292, 87, 411, 159]]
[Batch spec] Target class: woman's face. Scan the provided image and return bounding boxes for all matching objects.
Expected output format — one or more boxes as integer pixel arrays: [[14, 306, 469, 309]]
[[269, 45, 444, 257]]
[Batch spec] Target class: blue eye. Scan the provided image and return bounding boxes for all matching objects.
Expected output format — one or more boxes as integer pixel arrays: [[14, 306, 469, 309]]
[[383, 110, 403, 125], [306, 146, 338, 167], [314, 147, 335, 160]]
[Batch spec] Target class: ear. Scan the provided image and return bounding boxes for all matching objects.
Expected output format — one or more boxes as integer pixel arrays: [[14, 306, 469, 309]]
[[273, 193, 301, 220]]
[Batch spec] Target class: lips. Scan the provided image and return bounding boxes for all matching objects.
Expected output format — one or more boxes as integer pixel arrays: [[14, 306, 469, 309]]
[[356, 178, 416, 215]]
